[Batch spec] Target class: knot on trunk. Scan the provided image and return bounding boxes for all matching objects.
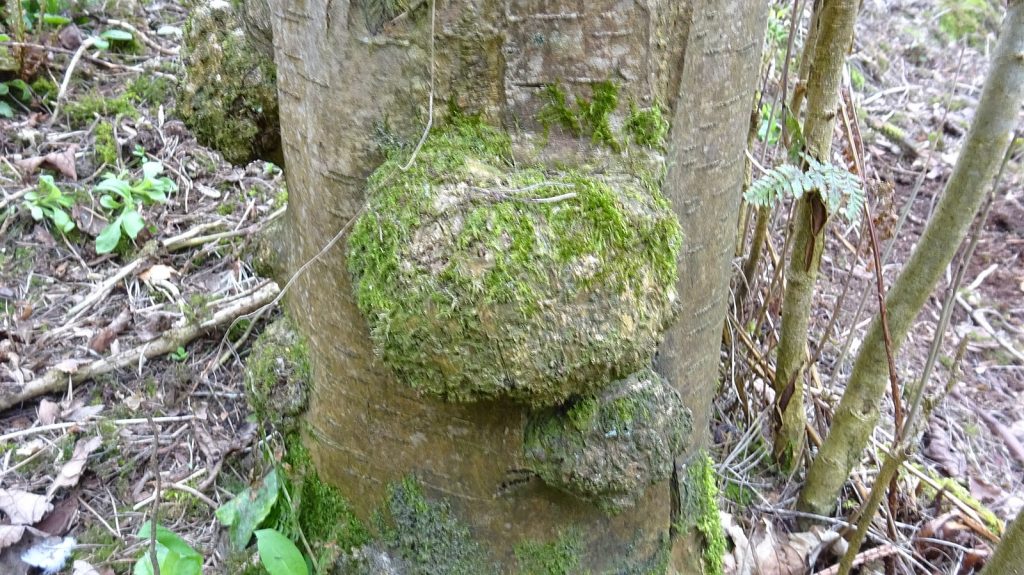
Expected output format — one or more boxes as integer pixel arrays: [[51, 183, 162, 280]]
[[524, 369, 691, 513], [346, 117, 682, 406]]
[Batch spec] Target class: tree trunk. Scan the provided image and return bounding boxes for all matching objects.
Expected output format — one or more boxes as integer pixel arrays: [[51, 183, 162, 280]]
[[268, 0, 765, 570], [984, 508, 1024, 575], [799, 0, 1024, 517], [772, 0, 858, 468]]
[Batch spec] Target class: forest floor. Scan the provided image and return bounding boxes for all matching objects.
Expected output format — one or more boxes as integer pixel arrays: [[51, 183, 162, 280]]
[[0, 0, 1022, 574]]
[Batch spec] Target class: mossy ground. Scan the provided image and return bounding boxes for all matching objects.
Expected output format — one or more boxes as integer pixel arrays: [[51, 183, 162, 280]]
[[346, 114, 681, 406], [244, 317, 311, 436]]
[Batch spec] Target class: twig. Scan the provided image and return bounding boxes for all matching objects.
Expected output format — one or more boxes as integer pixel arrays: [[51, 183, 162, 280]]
[[0, 415, 197, 444], [0, 283, 279, 412], [49, 37, 100, 127]]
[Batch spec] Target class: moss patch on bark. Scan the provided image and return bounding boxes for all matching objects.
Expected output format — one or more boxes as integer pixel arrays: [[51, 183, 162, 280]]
[[244, 318, 310, 436], [346, 116, 681, 406], [524, 369, 691, 512], [675, 452, 726, 575], [178, 0, 279, 165]]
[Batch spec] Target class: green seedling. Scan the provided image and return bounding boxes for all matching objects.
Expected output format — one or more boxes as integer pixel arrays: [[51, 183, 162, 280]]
[[94, 161, 175, 254], [24, 174, 76, 233]]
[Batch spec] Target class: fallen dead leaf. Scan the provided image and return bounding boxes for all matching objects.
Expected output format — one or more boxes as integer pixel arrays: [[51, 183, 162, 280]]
[[724, 514, 843, 575], [15, 439, 45, 458], [72, 560, 102, 575], [37, 399, 60, 426], [46, 436, 103, 498], [14, 146, 78, 180], [0, 525, 26, 552], [0, 489, 52, 525], [52, 359, 88, 374], [61, 403, 104, 423], [139, 264, 178, 283], [33, 491, 80, 536], [88, 308, 131, 354]]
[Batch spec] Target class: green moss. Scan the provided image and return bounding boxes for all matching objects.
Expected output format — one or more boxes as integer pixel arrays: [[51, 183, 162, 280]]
[[514, 530, 582, 575], [539, 81, 623, 151], [244, 318, 310, 436], [937, 0, 999, 45], [128, 74, 172, 107], [624, 100, 669, 150], [912, 465, 1004, 535], [94, 121, 118, 166], [524, 370, 690, 512], [177, 0, 279, 164], [30, 77, 57, 102], [347, 115, 681, 406], [849, 66, 866, 91], [64, 91, 138, 125], [676, 452, 725, 575]]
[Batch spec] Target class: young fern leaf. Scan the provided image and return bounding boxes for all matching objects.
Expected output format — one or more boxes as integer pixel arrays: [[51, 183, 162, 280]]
[[745, 154, 864, 224]]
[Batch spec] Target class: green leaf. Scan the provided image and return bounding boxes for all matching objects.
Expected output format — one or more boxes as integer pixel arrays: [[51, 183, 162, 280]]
[[93, 38, 110, 50], [29, 205, 44, 220], [215, 468, 280, 550], [96, 218, 123, 253], [7, 79, 31, 101], [100, 194, 120, 210], [256, 529, 308, 575], [133, 522, 202, 575], [51, 208, 75, 233], [120, 209, 145, 240], [141, 161, 164, 180], [95, 177, 132, 197], [0, 101, 11, 118], [42, 14, 71, 25], [101, 28, 134, 41], [0, 83, 9, 96]]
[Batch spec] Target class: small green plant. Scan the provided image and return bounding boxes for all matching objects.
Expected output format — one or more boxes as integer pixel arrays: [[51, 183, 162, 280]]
[[93, 161, 175, 253], [256, 529, 308, 575], [0, 77, 33, 118], [170, 346, 188, 362], [18, 0, 71, 30], [23, 174, 76, 233], [132, 522, 202, 575], [744, 153, 864, 223]]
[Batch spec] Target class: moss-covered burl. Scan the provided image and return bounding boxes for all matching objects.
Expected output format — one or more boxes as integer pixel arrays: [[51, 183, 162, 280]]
[[346, 117, 682, 408], [524, 369, 691, 513]]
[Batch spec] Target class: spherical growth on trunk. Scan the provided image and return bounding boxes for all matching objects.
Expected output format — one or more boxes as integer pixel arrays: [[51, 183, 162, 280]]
[[346, 118, 682, 406], [177, 0, 279, 165], [523, 369, 690, 512]]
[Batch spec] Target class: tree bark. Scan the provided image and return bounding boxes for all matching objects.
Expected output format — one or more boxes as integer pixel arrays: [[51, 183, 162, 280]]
[[799, 0, 1024, 517], [984, 508, 1024, 575], [269, 0, 765, 570]]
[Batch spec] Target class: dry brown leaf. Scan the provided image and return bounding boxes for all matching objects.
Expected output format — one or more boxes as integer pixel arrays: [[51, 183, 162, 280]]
[[14, 146, 78, 180], [88, 308, 131, 354], [61, 403, 104, 423], [71, 204, 108, 238], [52, 358, 88, 374], [37, 399, 60, 426], [72, 560, 102, 575], [33, 491, 79, 536], [0, 489, 52, 525], [139, 264, 178, 283], [725, 515, 842, 575], [0, 525, 26, 551], [46, 436, 103, 498]]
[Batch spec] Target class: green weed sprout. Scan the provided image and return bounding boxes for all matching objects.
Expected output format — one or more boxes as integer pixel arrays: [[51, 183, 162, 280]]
[[94, 161, 176, 254], [24, 175, 76, 234]]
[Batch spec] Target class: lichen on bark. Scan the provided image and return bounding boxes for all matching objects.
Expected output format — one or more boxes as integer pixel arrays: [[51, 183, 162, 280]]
[[524, 369, 691, 513], [346, 115, 682, 407], [177, 0, 279, 165]]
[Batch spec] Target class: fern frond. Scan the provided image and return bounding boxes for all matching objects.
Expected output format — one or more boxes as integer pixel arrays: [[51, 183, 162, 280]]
[[743, 154, 865, 223]]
